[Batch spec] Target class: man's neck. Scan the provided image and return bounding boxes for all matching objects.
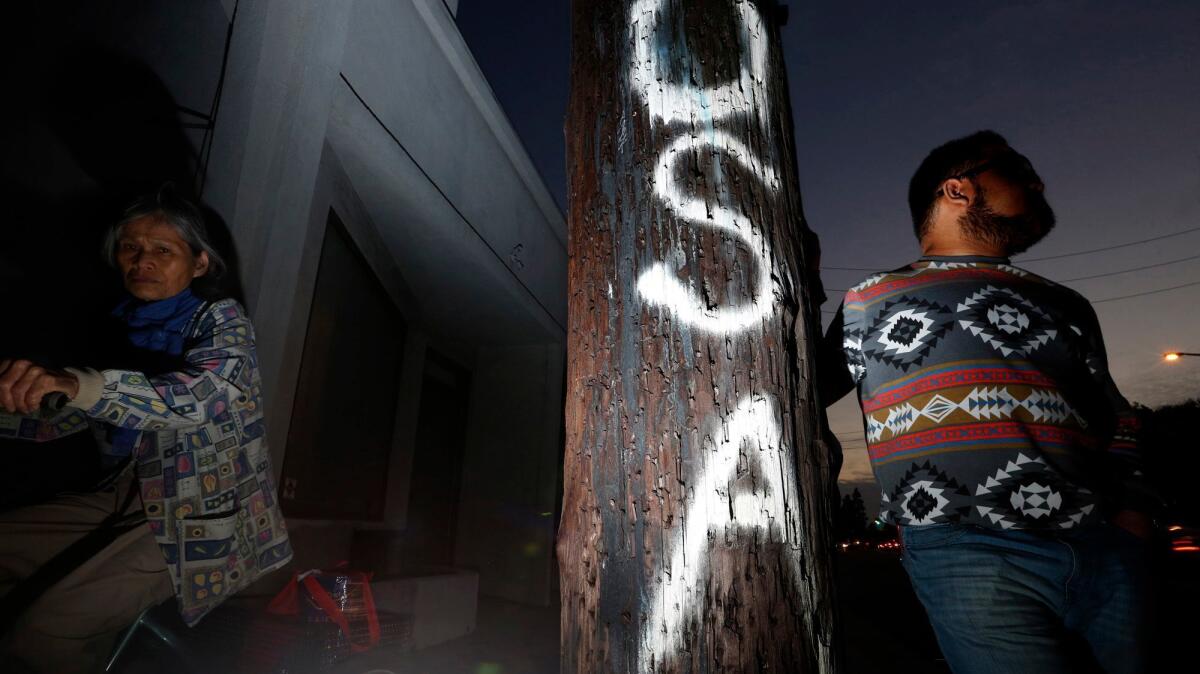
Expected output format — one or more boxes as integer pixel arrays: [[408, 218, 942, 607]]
[[921, 243, 1009, 257], [921, 233, 1008, 258]]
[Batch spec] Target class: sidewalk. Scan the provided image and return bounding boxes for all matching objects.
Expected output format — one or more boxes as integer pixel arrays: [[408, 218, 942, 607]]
[[117, 546, 1196, 673], [341, 595, 559, 674], [345, 550, 947, 674]]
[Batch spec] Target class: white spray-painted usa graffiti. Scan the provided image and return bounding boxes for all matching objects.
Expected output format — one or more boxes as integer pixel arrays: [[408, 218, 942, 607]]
[[643, 395, 790, 663], [630, 0, 779, 334], [629, 0, 771, 129], [636, 131, 780, 333], [629, 0, 804, 666]]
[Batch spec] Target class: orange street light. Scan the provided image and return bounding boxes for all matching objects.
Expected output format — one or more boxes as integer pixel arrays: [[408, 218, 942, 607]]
[[1164, 351, 1200, 362]]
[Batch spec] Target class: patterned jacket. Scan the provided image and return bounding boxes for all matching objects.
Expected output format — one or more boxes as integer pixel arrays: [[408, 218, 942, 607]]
[[1, 299, 293, 624]]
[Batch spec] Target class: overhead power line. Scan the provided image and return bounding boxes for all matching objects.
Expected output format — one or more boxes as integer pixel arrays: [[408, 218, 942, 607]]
[[1017, 225, 1200, 262], [820, 253, 1199, 293], [197, 0, 240, 196], [1091, 279, 1200, 304], [823, 264, 893, 272], [1056, 253, 1200, 282], [821, 224, 1200, 271], [821, 277, 1200, 306]]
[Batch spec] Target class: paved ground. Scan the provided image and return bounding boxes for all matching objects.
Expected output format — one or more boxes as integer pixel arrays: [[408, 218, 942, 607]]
[[115, 547, 1198, 673], [341, 596, 559, 674], [353, 547, 1200, 674], [834, 549, 949, 673], [344, 549, 948, 674]]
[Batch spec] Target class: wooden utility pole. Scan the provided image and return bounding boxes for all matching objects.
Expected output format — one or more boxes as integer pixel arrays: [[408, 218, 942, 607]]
[[559, 1, 841, 672]]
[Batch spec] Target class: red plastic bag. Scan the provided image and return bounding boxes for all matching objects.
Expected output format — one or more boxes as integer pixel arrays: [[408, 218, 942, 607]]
[[268, 564, 381, 654]]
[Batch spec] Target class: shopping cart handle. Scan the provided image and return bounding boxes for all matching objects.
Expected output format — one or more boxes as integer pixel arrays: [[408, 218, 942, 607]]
[[41, 392, 68, 415]]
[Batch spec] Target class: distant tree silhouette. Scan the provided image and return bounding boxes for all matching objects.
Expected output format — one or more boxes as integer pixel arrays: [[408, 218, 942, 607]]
[[1139, 398, 1200, 524], [837, 487, 869, 542]]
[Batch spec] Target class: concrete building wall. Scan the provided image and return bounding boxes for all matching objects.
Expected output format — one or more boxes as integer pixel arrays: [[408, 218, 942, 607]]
[[6, 0, 566, 605], [456, 344, 564, 605], [344, 0, 567, 284], [248, 139, 436, 574], [203, 0, 566, 472], [201, 0, 355, 475], [337, 0, 567, 331], [201, 0, 567, 602]]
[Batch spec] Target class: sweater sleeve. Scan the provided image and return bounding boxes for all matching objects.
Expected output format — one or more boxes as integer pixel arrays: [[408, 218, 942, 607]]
[[69, 300, 257, 432], [841, 292, 868, 388], [817, 303, 857, 407], [0, 407, 90, 443], [1078, 303, 1164, 516]]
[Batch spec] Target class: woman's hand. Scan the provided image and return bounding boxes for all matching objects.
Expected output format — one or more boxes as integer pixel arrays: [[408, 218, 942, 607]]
[[0, 359, 80, 415]]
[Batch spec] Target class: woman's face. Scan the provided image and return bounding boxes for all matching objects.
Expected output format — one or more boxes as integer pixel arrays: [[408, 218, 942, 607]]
[[116, 215, 209, 301]]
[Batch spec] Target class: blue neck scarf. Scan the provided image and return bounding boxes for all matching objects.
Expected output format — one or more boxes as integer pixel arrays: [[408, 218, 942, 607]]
[[113, 288, 205, 356]]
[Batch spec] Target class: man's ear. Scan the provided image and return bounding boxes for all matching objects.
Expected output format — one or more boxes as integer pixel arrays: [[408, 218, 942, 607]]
[[193, 251, 210, 278], [940, 177, 974, 207]]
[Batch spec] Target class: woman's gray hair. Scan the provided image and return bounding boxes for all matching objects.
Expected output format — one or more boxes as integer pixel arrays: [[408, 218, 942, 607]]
[[102, 185, 227, 283]]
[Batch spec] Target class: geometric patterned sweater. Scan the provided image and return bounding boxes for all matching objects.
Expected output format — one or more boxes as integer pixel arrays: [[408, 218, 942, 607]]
[[823, 255, 1158, 531], [0, 299, 293, 624]]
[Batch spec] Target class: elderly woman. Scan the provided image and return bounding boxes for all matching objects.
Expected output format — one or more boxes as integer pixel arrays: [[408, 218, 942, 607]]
[[0, 188, 292, 673]]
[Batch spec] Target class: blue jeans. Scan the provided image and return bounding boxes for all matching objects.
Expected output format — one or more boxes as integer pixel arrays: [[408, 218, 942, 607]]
[[900, 523, 1150, 674]]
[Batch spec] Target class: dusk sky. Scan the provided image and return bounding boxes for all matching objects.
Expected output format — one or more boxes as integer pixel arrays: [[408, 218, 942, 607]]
[[458, 0, 1200, 501]]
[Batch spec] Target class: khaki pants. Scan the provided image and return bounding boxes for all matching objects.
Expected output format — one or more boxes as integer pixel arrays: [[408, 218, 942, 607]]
[[0, 468, 174, 674]]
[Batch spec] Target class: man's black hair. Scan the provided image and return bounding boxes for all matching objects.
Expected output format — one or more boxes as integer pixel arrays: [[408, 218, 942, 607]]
[[908, 130, 1010, 240]]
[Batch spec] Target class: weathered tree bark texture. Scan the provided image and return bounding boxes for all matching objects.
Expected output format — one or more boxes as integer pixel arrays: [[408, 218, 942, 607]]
[[559, 1, 841, 672]]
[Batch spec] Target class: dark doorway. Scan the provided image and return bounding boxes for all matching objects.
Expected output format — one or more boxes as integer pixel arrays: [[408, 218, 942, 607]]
[[280, 210, 405, 520], [403, 351, 471, 569]]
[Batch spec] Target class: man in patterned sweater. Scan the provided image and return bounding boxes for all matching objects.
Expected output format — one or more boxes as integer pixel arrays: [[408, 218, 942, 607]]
[[821, 131, 1158, 674]]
